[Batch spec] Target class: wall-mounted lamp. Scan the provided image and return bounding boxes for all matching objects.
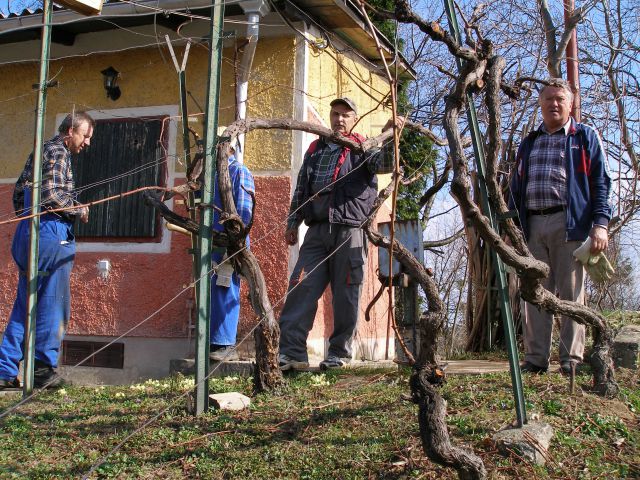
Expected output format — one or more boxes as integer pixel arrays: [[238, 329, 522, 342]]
[[101, 66, 121, 101]]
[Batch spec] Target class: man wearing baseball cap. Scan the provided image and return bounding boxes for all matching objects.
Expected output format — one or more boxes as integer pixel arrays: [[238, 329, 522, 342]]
[[278, 97, 400, 370]]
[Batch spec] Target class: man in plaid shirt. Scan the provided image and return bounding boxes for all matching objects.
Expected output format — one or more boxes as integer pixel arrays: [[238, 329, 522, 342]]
[[510, 79, 612, 375], [279, 97, 400, 371], [209, 138, 255, 362], [0, 112, 94, 390]]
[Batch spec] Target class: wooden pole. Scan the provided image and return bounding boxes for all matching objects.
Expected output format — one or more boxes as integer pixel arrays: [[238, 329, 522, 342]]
[[564, 0, 581, 121]]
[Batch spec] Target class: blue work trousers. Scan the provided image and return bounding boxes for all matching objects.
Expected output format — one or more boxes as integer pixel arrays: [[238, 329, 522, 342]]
[[210, 251, 241, 346], [0, 216, 75, 381]]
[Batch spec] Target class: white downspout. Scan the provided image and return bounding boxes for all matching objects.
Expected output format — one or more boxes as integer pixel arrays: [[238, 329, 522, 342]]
[[236, 0, 270, 163]]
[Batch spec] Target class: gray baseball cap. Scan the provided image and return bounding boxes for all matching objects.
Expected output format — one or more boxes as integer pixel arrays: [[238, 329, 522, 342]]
[[330, 97, 358, 115]]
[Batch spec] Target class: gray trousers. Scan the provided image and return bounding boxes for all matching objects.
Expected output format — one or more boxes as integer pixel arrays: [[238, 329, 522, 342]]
[[524, 211, 586, 368], [279, 223, 367, 362]]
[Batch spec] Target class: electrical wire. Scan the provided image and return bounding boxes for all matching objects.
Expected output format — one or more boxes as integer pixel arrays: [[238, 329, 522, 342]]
[[0, 139, 394, 425], [80, 150, 396, 479]]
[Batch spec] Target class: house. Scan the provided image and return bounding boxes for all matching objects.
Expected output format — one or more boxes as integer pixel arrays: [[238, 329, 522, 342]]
[[0, 0, 413, 383]]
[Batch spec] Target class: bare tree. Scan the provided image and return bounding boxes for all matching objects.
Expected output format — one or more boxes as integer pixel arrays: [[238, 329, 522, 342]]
[[143, 0, 636, 475]]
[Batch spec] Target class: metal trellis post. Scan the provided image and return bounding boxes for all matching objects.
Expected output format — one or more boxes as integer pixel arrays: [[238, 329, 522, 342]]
[[194, 1, 225, 415], [442, 0, 527, 426], [165, 36, 201, 352], [23, 0, 54, 397]]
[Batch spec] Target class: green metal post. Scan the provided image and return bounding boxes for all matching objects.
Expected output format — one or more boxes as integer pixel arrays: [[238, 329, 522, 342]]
[[23, 0, 53, 397], [194, 2, 225, 415], [178, 68, 202, 345], [443, 0, 527, 426]]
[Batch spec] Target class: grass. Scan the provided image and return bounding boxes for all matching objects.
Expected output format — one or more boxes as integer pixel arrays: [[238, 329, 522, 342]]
[[0, 367, 638, 479]]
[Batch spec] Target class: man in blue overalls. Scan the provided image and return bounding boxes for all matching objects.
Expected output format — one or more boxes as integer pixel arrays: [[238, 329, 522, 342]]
[[209, 139, 255, 361], [0, 112, 94, 390]]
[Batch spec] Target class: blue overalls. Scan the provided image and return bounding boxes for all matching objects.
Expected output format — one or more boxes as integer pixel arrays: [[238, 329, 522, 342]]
[[209, 249, 242, 346], [0, 190, 75, 381], [209, 157, 252, 347]]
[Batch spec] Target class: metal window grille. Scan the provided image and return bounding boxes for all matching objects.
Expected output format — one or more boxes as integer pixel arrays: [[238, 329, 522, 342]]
[[61, 340, 125, 369], [72, 117, 167, 240]]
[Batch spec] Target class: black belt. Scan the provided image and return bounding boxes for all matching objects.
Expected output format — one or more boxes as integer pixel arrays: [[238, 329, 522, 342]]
[[527, 205, 564, 216]]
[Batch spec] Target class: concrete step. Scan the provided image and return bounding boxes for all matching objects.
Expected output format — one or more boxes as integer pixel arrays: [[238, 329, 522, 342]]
[[612, 325, 640, 369], [170, 358, 254, 377], [169, 358, 514, 377]]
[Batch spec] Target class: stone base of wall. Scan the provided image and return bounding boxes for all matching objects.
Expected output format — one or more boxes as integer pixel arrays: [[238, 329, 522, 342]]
[[306, 335, 396, 362], [58, 335, 190, 385]]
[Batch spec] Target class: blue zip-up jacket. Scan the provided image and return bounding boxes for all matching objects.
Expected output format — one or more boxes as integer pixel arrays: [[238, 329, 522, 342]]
[[213, 155, 254, 232], [509, 118, 612, 241]]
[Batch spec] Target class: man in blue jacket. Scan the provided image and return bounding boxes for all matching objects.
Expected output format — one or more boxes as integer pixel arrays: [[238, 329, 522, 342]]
[[510, 79, 612, 375]]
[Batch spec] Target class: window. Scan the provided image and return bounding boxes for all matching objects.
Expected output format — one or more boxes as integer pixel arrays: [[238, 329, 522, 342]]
[[61, 340, 125, 369], [72, 117, 167, 240]]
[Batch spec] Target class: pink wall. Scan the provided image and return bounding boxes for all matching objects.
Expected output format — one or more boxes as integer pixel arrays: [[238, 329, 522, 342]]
[[0, 175, 389, 351], [0, 177, 291, 340]]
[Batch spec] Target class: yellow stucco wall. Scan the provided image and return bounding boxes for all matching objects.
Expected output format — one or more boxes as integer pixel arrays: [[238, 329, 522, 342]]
[[0, 36, 295, 177], [306, 45, 391, 137]]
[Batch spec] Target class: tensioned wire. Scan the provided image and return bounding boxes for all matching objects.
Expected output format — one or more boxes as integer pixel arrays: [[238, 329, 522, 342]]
[[0, 129, 384, 224], [80, 164, 398, 480], [0, 0, 401, 407], [0, 21, 378, 202], [0, 154, 173, 222], [0, 76, 392, 223], [0, 140, 394, 424]]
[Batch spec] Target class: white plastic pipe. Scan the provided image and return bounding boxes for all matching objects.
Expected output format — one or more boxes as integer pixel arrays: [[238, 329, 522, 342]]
[[235, 1, 269, 163]]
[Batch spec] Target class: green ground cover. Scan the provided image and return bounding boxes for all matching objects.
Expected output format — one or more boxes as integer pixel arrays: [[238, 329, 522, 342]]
[[0, 366, 638, 479]]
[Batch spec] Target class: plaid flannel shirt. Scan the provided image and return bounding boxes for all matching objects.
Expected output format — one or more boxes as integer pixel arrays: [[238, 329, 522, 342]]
[[13, 135, 82, 220], [213, 156, 255, 232], [525, 122, 570, 210], [287, 140, 392, 229]]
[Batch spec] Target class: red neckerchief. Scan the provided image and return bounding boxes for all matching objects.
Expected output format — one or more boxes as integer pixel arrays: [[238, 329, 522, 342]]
[[331, 132, 365, 181]]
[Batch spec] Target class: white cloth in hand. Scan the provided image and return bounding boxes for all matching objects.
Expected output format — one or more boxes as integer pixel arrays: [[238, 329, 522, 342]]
[[572, 238, 615, 283]]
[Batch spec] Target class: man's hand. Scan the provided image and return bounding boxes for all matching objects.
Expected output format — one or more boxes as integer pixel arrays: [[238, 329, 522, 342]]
[[284, 228, 298, 246], [573, 236, 615, 283], [79, 206, 89, 224], [382, 116, 405, 133], [589, 225, 608, 254]]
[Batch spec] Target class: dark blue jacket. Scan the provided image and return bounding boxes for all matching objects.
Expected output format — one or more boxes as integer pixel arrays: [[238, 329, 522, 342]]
[[301, 136, 378, 227], [509, 118, 612, 241]]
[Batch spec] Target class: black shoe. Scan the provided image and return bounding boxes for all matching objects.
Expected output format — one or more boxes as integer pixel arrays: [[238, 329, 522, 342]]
[[0, 377, 20, 390], [278, 354, 309, 371], [559, 361, 581, 376], [33, 361, 66, 389], [319, 356, 350, 370], [209, 345, 239, 362], [520, 361, 547, 374]]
